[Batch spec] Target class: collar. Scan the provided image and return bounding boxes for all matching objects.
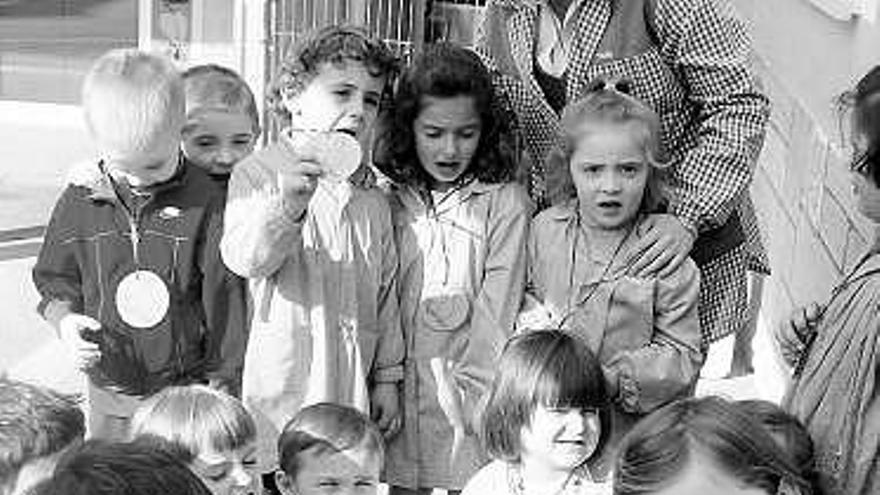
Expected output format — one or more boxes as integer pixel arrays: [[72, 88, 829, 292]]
[[74, 155, 188, 202], [398, 180, 504, 212]]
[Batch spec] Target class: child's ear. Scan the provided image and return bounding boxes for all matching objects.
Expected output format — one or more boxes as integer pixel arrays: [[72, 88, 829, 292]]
[[275, 470, 297, 495]]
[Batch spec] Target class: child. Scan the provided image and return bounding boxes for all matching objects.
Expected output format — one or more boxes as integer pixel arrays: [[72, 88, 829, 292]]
[[374, 43, 530, 494], [220, 25, 404, 477], [462, 330, 610, 495], [0, 378, 85, 495], [736, 400, 822, 495], [777, 66, 880, 495], [32, 49, 248, 440], [129, 385, 258, 495], [614, 397, 812, 495], [274, 402, 383, 495], [181, 64, 260, 185], [32, 439, 213, 495], [522, 83, 703, 448]]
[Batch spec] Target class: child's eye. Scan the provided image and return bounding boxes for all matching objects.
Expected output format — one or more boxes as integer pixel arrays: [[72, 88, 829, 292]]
[[423, 129, 443, 139], [334, 89, 352, 100], [355, 480, 376, 487], [206, 470, 230, 482], [195, 136, 219, 147], [364, 95, 380, 108], [458, 128, 478, 139], [232, 136, 254, 146]]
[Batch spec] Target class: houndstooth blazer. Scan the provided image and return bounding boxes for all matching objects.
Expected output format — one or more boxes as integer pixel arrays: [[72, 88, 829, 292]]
[[474, 0, 772, 343], [474, 0, 770, 235]]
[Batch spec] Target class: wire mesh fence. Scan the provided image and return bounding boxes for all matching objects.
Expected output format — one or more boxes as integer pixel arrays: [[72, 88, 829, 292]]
[[263, 0, 484, 137]]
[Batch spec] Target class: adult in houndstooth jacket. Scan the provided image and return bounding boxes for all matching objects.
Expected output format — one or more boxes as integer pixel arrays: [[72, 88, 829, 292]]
[[474, 0, 771, 346]]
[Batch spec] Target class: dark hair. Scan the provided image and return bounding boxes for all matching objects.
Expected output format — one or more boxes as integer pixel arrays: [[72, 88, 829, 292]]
[[614, 396, 813, 495], [737, 400, 822, 495], [836, 66, 880, 185], [0, 378, 84, 482], [182, 64, 260, 133], [545, 81, 666, 211], [374, 43, 514, 195], [480, 330, 609, 463], [277, 402, 384, 477], [32, 439, 212, 495], [268, 25, 398, 121]]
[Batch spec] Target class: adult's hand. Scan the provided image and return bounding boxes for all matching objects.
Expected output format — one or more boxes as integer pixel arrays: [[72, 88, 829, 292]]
[[775, 303, 823, 365], [628, 214, 696, 278]]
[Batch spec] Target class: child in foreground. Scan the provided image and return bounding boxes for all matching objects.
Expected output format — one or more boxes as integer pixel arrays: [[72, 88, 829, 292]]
[[220, 25, 404, 478], [274, 403, 384, 495], [0, 378, 85, 495], [777, 66, 880, 495], [521, 83, 702, 449], [32, 439, 213, 495], [32, 49, 248, 439], [129, 385, 259, 495], [614, 397, 812, 495], [462, 330, 610, 494], [181, 64, 260, 186], [736, 400, 822, 495], [376, 43, 530, 494]]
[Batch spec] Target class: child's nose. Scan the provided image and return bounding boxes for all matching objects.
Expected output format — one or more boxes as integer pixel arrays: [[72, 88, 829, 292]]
[[441, 134, 458, 155], [216, 147, 236, 165], [599, 170, 622, 192]]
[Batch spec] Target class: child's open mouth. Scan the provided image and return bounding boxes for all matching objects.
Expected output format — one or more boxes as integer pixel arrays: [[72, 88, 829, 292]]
[[597, 200, 622, 209], [336, 128, 358, 139]]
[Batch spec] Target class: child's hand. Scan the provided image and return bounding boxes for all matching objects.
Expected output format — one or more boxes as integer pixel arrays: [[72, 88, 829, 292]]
[[275, 142, 324, 220], [370, 382, 401, 439], [58, 313, 102, 370], [775, 303, 823, 365], [628, 214, 696, 278]]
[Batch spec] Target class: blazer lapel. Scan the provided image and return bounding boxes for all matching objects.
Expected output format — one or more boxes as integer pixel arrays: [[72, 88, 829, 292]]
[[507, 4, 537, 85], [566, 0, 612, 101]]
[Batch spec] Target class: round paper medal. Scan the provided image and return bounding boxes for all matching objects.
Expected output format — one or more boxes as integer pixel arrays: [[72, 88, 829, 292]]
[[287, 130, 362, 182], [115, 270, 170, 328]]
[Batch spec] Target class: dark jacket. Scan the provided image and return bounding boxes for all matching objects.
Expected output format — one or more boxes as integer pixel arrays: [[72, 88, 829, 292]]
[[33, 160, 248, 396]]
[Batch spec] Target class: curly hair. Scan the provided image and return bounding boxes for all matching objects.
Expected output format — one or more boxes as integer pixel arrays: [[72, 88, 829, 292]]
[[545, 81, 667, 212], [267, 25, 399, 123], [836, 65, 880, 186], [374, 43, 514, 194]]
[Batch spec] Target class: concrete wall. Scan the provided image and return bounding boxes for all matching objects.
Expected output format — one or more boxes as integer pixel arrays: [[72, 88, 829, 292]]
[[734, 0, 880, 349]]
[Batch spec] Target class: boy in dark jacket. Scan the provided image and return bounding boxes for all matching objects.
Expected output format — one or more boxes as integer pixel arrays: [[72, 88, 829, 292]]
[[32, 49, 247, 440]]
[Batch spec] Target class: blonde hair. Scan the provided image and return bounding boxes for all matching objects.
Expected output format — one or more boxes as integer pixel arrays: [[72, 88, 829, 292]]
[[82, 49, 184, 159], [182, 64, 260, 134], [130, 385, 256, 461], [545, 83, 667, 210]]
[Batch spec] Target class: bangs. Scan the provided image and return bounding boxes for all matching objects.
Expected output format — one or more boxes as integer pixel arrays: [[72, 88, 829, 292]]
[[203, 402, 257, 453], [131, 386, 256, 459], [530, 335, 605, 410]]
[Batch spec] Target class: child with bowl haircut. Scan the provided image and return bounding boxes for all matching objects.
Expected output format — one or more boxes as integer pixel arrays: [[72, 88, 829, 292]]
[[32, 49, 248, 440], [274, 403, 384, 495], [220, 25, 404, 478], [129, 385, 259, 495], [181, 64, 260, 185]]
